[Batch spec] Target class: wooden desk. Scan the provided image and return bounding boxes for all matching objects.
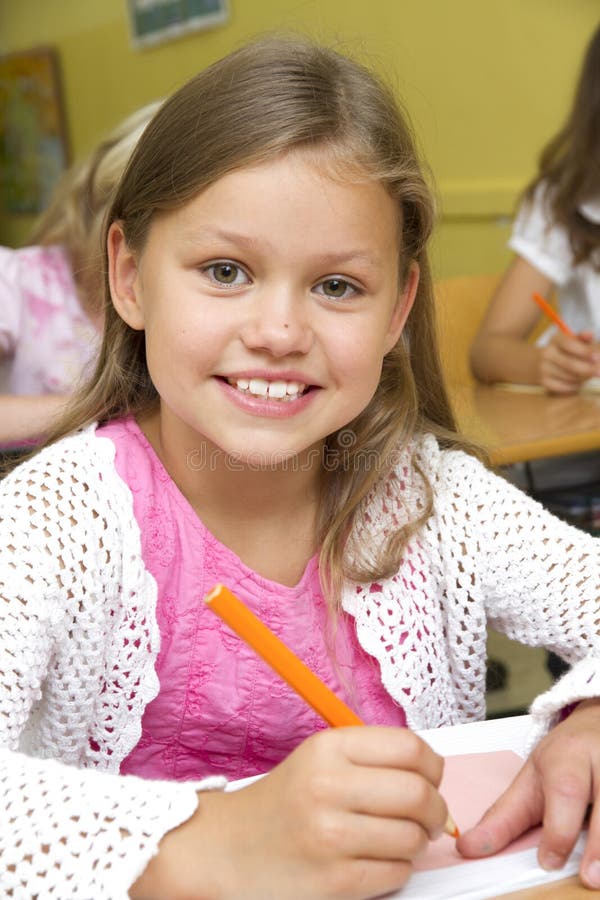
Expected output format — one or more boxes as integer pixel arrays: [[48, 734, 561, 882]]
[[449, 382, 600, 467], [498, 874, 593, 898]]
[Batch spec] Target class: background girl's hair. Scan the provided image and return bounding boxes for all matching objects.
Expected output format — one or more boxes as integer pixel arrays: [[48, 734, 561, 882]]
[[28, 101, 161, 304], [41, 35, 479, 602], [523, 23, 600, 267]]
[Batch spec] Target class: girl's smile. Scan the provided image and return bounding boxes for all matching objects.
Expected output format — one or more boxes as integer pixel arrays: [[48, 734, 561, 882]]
[[217, 369, 319, 418], [109, 149, 418, 474]]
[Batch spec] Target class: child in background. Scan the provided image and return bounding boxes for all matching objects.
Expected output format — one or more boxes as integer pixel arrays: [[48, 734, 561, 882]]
[[2, 36, 600, 900], [0, 102, 159, 447], [470, 23, 600, 671], [470, 22, 600, 396]]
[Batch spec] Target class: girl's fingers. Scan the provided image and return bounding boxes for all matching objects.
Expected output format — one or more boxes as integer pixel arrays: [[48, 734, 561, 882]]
[[580, 795, 600, 889], [339, 726, 445, 787], [339, 810, 430, 861], [543, 338, 598, 382], [324, 766, 448, 839], [538, 761, 592, 871], [457, 760, 544, 858]]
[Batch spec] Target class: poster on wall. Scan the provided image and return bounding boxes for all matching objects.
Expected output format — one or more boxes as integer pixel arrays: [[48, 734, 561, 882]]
[[128, 0, 229, 48], [0, 46, 69, 215]]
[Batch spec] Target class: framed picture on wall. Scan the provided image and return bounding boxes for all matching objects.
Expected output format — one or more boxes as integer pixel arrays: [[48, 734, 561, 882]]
[[0, 46, 69, 215], [128, 0, 229, 48]]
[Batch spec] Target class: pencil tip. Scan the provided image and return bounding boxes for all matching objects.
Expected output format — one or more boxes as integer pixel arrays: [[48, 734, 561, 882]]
[[445, 814, 460, 840]]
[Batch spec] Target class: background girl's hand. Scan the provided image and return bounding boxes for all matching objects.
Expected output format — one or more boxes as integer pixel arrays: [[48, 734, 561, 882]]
[[538, 330, 600, 394], [457, 700, 600, 889], [131, 726, 448, 900]]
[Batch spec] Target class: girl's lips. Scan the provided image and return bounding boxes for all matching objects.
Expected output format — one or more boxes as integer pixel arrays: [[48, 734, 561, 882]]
[[215, 377, 319, 418]]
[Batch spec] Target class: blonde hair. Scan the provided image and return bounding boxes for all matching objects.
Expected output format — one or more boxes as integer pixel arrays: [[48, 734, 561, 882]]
[[41, 36, 477, 602], [28, 101, 161, 308]]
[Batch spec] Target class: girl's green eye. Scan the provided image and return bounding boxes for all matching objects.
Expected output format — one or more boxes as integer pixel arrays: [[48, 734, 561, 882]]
[[322, 278, 351, 298], [212, 263, 240, 284]]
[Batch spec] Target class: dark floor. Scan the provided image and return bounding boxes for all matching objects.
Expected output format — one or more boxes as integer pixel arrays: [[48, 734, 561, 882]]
[[486, 630, 554, 719]]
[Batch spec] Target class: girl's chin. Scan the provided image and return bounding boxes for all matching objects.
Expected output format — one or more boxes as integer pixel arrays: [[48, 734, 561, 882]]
[[186, 441, 325, 473]]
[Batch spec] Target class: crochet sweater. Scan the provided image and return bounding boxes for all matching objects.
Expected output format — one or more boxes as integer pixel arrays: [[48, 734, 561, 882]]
[[1, 425, 600, 898]]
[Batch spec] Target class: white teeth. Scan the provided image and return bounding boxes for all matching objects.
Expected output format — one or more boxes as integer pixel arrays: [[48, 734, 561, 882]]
[[267, 380, 287, 399], [249, 377, 269, 396], [227, 376, 308, 401]]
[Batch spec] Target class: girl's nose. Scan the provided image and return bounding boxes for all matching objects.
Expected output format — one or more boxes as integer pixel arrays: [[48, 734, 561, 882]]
[[240, 288, 314, 357]]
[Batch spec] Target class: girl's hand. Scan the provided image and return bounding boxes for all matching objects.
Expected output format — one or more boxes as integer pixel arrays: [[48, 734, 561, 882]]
[[131, 726, 448, 900], [538, 330, 600, 394], [457, 700, 600, 889]]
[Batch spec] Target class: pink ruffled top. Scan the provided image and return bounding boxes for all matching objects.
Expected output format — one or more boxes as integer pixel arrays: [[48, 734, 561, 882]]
[[97, 417, 406, 783]]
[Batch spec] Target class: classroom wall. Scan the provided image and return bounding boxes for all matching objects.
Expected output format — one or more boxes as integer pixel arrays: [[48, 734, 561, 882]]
[[0, 0, 598, 278]]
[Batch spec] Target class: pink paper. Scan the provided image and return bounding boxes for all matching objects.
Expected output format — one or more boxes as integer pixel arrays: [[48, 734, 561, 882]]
[[413, 750, 541, 871]]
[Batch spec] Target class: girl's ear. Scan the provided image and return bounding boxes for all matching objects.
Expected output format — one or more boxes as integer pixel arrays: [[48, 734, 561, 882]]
[[107, 221, 145, 330], [383, 260, 420, 353]]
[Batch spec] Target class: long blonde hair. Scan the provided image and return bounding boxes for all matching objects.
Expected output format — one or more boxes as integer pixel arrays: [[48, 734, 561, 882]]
[[41, 36, 476, 601], [29, 101, 161, 309]]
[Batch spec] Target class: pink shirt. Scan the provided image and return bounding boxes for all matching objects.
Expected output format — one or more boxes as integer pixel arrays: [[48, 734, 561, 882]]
[[0, 245, 98, 395], [98, 417, 406, 783]]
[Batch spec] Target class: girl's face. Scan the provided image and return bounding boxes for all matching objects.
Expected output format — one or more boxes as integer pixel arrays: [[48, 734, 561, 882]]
[[109, 150, 418, 468]]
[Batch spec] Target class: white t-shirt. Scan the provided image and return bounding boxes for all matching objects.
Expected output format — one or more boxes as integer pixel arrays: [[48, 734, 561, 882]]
[[509, 182, 600, 342]]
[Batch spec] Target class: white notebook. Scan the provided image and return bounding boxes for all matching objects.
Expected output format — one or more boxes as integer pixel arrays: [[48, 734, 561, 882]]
[[397, 716, 584, 899]]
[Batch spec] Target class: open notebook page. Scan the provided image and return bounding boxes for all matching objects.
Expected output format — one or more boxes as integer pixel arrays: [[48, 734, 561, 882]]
[[397, 717, 584, 900]]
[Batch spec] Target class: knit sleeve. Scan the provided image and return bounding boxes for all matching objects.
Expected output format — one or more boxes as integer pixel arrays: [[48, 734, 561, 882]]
[[0, 431, 217, 899], [436, 446, 600, 743]]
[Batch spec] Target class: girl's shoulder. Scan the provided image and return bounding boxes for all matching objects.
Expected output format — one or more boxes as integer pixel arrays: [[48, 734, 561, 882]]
[[1, 423, 127, 521], [515, 180, 554, 225], [0, 243, 76, 311], [359, 434, 486, 526], [0, 243, 71, 280], [391, 432, 481, 483]]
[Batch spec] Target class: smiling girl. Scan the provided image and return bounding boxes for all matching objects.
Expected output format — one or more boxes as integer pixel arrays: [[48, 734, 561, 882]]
[[2, 35, 600, 900]]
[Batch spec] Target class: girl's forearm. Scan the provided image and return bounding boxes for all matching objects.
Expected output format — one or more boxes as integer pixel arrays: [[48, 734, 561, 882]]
[[470, 335, 543, 385], [0, 393, 69, 445]]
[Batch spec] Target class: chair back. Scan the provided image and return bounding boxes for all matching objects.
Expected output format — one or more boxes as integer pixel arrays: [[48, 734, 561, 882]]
[[434, 274, 501, 385]]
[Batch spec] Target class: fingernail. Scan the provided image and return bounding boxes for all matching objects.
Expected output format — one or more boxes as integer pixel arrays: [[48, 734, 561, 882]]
[[539, 851, 564, 870], [584, 860, 600, 888]]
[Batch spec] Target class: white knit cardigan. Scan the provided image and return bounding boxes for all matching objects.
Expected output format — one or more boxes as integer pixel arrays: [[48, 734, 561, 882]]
[[1, 425, 599, 898]]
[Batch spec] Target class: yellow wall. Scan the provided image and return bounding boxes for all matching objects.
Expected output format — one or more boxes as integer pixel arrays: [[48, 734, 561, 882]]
[[1, 0, 598, 278]]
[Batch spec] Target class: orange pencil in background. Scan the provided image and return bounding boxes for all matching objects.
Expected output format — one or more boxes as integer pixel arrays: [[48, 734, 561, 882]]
[[532, 292, 575, 337], [204, 582, 460, 839]]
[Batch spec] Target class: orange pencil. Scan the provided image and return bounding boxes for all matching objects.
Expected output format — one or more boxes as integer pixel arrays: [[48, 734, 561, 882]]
[[532, 292, 575, 337], [204, 583, 460, 839]]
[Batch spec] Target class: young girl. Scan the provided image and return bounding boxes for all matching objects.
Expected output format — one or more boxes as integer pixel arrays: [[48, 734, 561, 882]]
[[470, 23, 600, 395], [1, 36, 600, 900], [0, 101, 159, 447]]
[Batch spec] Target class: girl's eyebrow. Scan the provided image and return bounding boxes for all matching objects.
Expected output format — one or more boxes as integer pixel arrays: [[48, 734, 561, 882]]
[[181, 226, 381, 269], [181, 226, 262, 251]]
